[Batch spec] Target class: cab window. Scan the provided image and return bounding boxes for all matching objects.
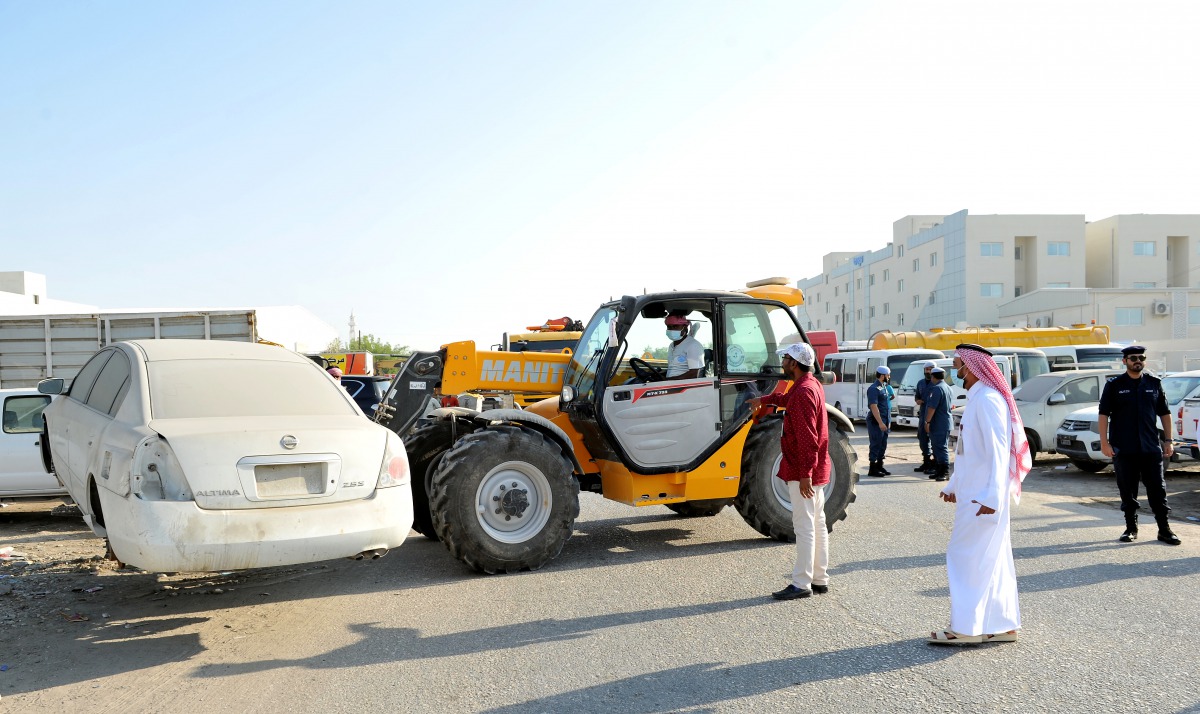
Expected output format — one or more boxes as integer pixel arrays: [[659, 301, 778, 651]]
[[609, 303, 713, 384], [722, 302, 799, 376]]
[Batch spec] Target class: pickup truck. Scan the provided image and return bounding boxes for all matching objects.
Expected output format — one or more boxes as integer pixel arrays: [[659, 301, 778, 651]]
[[0, 388, 65, 498]]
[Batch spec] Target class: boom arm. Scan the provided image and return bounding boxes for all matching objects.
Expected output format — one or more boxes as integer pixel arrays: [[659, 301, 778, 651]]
[[375, 340, 572, 435]]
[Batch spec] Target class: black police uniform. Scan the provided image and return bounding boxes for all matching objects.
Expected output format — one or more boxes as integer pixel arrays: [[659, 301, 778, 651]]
[[1097, 371, 1171, 528]]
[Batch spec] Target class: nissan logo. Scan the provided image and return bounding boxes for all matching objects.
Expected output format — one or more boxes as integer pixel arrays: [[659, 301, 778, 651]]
[[281, 435, 298, 450]]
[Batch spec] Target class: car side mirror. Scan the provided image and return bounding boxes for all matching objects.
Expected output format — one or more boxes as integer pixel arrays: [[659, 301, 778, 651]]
[[1048, 393, 1066, 405], [37, 378, 66, 395]]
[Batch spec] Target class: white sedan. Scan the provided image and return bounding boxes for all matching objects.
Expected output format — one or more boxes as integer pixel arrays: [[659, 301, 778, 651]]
[[38, 340, 413, 572]]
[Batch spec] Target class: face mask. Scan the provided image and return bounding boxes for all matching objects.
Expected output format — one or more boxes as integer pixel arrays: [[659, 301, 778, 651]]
[[666, 330, 683, 341]]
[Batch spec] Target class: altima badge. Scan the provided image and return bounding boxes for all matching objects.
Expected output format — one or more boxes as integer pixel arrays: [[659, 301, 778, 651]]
[[281, 435, 298, 449]]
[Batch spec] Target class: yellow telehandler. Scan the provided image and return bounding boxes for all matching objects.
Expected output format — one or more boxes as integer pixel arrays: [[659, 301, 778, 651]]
[[375, 280, 857, 573]]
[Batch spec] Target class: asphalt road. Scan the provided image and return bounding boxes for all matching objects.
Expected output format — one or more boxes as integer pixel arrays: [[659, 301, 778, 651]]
[[1, 429, 1198, 713]]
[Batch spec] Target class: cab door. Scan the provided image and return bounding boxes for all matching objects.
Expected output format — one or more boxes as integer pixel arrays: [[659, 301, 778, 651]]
[[600, 305, 719, 469]]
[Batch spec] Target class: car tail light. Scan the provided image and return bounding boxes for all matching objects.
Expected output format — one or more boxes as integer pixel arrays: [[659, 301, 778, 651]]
[[1176, 406, 1183, 436], [376, 432, 410, 489], [131, 437, 194, 501]]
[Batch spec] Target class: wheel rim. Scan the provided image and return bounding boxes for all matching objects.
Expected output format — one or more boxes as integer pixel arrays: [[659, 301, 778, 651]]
[[474, 460, 553, 544], [770, 450, 837, 513], [769, 453, 793, 512]]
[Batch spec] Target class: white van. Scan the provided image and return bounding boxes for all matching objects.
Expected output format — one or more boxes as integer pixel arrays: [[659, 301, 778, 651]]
[[987, 347, 1051, 387], [823, 348, 944, 421], [1041, 344, 1124, 371]]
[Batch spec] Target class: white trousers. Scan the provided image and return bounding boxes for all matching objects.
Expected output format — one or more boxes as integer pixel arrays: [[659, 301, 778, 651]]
[[789, 480, 829, 589]]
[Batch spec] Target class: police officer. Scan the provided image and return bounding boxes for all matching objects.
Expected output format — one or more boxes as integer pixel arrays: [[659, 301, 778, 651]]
[[866, 365, 893, 477], [913, 361, 936, 474], [1098, 345, 1181, 545], [923, 366, 954, 482]]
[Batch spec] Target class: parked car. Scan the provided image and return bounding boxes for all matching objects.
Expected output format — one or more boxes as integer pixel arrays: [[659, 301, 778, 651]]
[[1012, 369, 1123, 461], [339, 374, 391, 417], [1053, 405, 1110, 472], [1, 388, 65, 498], [1060, 369, 1200, 472], [38, 340, 413, 572]]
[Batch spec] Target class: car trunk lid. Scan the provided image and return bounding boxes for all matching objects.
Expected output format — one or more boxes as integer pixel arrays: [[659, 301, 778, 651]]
[[148, 416, 384, 510]]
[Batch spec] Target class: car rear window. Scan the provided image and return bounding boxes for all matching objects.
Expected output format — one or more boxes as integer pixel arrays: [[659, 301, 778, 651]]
[[148, 361, 357, 419]]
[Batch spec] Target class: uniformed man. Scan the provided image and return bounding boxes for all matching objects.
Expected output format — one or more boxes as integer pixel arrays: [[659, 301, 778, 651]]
[[924, 366, 954, 482], [1098, 345, 1182, 545], [914, 361, 936, 474], [866, 366, 893, 477]]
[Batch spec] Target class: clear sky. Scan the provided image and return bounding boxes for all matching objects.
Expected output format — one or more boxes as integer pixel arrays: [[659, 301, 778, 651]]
[[3, 1, 1198, 350]]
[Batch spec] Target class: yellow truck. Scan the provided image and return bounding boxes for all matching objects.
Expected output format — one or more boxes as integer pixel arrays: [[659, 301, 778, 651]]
[[375, 280, 858, 573], [870, 324, 1110, 351]]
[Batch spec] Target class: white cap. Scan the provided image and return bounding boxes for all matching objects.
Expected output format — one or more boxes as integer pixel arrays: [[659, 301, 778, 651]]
[[777, 342, 815, 367], [876, 365, 891, 375]]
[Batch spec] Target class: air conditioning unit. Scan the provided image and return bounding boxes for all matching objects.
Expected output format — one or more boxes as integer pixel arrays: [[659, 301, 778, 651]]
[[1152, 300, 1171, 316], [1033, 315, 1053, 328], [1034, 317, 1043, 327]]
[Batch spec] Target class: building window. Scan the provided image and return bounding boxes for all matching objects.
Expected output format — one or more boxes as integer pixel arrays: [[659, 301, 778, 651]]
[[816, 319, 821, 328], [869, 306, 876, 318], [1133, 282, 1155, 289], [898, 245, 905, 257], [929, 291, 936, 305], [825, 302, 829, 313], [1134, 241, 1156, 256], [930, 252, 938, 267], [1046, 282, 1070, 288], [883, 302, 890, 315], [1047, 242, 1070, 256], [913, 258, 920, 272], [808, 321, 813, 330], [883, 269, 890, 281], [1189, 308, 1200, 325], [898, 313, 905, 326], [856, 277, 862, 290], [1014, 246, 1023, 260], [981, 242, 1003, 257], [913, 295, 920, 308], [856, 309, 862, 320], [834, 286, 839, 297], [981, 283, 1003, 298], [1115, 307, 1144, 325], [897, 279, 905, 292], [834, 315, 839, 325], [1015, 286, 1023, 297], [870, 273, 876, 286]]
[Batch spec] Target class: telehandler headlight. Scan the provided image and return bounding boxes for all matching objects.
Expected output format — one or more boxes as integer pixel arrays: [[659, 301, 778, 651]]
[[561, 385, 576, 403]]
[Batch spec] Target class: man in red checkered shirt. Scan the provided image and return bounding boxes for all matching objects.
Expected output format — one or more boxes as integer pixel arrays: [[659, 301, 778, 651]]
[[750, 342, 831, 600]]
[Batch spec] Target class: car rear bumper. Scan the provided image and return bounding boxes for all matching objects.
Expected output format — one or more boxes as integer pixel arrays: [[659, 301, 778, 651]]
[[100, 485, 414, 572]]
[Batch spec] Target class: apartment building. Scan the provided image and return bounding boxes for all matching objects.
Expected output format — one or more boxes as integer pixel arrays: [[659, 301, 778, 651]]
[[796, 210, 1086, 340]]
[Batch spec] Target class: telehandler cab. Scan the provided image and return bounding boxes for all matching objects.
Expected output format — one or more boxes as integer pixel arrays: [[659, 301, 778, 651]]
[[376, 281, 858, 573]]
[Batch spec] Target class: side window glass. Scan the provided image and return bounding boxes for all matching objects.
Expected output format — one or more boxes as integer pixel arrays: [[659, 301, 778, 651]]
[[3, 395, 52, 433], [1058, 377, 1099, 405], [67, 351, 115, 403], [613, 303, 713, 384], [85, 350, 131, 416], [722, 303, 799, 376]]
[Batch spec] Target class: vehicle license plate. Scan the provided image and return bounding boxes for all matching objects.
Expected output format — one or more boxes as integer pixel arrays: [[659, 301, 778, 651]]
[[255, 463, 326, 498], [410, 381, 426, 390], [1057, 435, 1072, 448]]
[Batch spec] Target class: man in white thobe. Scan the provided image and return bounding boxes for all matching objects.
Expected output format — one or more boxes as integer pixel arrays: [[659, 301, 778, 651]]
[[929, 343, 1030, 646]]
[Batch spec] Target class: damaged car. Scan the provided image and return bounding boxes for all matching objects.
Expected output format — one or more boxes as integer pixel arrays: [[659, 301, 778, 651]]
[[38, 340, 413, 572]]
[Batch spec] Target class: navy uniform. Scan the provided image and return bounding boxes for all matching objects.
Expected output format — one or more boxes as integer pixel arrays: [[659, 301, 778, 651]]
[[866, 366, 892, 476], [914, 362, 935, 473], [1097, 345, 1181, 545], [924, 368, 954, 481]]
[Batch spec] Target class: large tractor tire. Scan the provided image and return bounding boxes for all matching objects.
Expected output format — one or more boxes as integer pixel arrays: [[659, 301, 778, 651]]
[[735, 415, 859, 541], [403, 421, 459, 540], [429, 424, 579, 574], [666, 499, 733, 517]]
